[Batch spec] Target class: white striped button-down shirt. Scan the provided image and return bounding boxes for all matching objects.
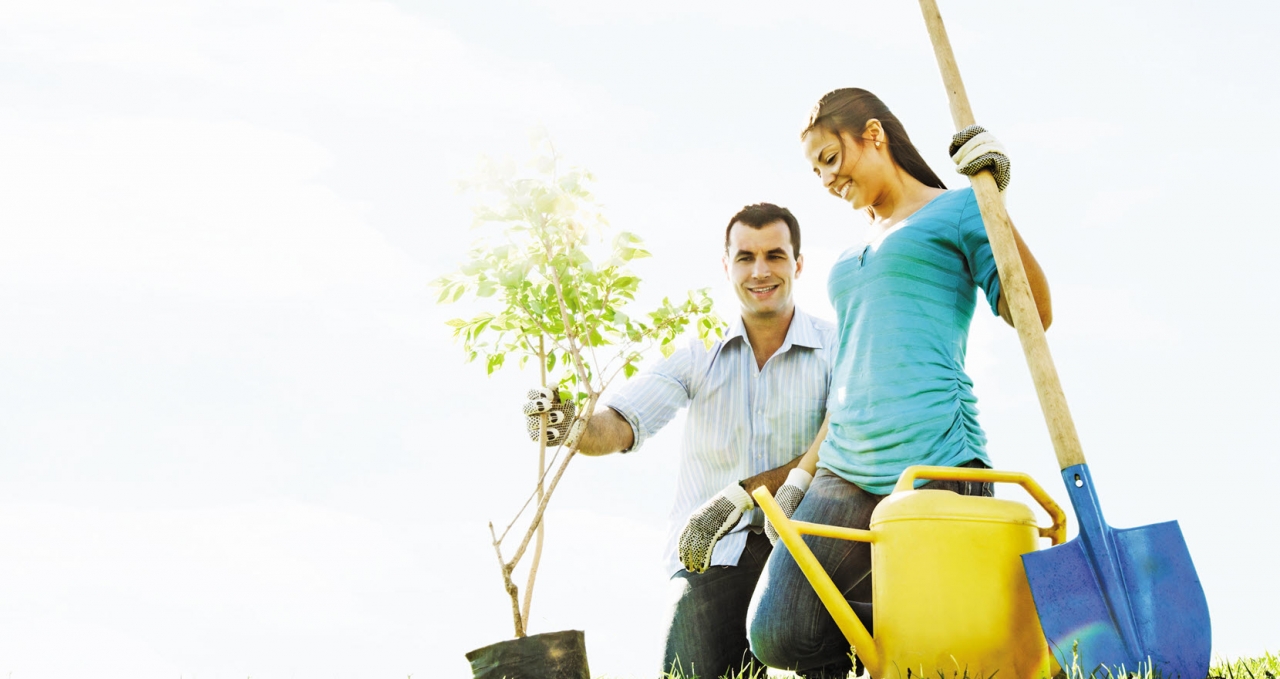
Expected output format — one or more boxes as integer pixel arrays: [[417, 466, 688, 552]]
[[603, 307, 836, 576]]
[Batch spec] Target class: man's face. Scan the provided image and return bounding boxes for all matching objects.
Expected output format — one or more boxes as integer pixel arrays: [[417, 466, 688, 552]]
[[723, 220, 803, 321]]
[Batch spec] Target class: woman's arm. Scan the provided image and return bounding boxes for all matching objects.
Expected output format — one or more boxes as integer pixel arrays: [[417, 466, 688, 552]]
[[739, 412, 828, 494], [797, 412, 829, 475], [996, 223, 1052, 330]]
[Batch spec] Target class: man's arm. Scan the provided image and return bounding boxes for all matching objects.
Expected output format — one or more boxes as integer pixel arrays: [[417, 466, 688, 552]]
[[758, 413, 829, 544], [677, 408, 827, 572], [739, 456, 803, 496], [575, 407, 636, 456]]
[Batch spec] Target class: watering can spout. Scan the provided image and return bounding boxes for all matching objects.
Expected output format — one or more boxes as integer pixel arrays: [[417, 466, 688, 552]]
[[752, 486, 882, 676]]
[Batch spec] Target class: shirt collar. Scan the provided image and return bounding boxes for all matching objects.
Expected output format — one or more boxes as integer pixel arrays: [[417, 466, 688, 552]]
[[723, 306, 823, 352], [785, 307, 825, 350], [724, 315, 748, 343]]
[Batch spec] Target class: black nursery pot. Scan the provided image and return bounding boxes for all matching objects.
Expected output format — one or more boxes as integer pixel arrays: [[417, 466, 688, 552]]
[[466, 629, 590, 679]]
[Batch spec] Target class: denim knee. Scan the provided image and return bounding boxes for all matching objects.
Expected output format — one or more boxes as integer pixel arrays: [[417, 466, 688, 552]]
[[746, 593, 823, 669]]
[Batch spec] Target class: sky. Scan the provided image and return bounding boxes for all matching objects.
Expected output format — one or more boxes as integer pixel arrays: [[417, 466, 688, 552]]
[[0, 1, 1278, 677]]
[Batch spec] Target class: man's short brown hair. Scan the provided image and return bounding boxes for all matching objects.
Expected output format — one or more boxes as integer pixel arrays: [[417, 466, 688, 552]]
[[725, 203, 801, 258]]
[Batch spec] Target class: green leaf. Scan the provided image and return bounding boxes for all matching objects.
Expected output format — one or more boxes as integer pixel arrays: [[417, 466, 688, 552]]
[[442, 138, 733, 409]]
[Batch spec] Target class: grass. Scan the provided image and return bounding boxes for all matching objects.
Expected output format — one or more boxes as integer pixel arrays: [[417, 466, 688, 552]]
[[1210, 652, 1279, 679], [656, 664, 784, 679], [1053, 646, 1280, 679], [641, 649, 1280, 679], [654, 651, 857, 679]]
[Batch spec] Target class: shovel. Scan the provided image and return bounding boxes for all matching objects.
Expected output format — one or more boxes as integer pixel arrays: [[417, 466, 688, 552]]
[[915, 2, 1212, 677]]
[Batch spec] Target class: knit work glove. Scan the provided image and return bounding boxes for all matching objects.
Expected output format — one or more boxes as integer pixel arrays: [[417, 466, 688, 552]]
[[677, 483, 755, 573], [765, 468, 813, 545], [522, 387, 583, 447], [949, 125, 1011, 192]]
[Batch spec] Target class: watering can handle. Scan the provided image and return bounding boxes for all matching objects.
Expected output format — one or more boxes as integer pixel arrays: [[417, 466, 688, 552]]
[[751, 486, 882, 675], [917, 0, 1087, 472], [894, 465, 1068, 545]]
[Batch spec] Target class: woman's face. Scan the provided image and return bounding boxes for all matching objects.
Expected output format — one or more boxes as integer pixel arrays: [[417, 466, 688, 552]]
[[802, 125, 884, 210]]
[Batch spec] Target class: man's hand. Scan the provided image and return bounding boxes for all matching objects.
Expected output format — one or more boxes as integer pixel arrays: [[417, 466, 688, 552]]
[[765, 468, 812, 545], [678, 483, 754, 573], [523, 387, 582, 447]]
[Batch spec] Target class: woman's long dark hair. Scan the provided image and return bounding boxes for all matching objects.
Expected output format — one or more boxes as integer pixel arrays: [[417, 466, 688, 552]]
[[802, 88, 946, 190]]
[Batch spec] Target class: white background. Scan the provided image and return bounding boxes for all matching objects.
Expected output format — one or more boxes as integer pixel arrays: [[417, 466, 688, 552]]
[[1, 1, 1277, 677]]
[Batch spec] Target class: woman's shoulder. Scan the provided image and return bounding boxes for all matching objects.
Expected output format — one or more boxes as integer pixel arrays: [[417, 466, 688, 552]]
[[926, 186, 976, 214], [909, 187, 978, 232]]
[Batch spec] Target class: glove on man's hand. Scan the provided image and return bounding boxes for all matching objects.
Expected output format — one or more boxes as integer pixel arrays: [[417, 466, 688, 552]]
[[522, 387, 582, 447], [949, 124, 1011, 192], [765, 467, 813, 545], [678, 483, 754, 573]]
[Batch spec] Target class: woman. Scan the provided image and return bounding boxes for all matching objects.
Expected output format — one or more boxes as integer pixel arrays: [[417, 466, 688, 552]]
[[745, 88, 1052, 677]]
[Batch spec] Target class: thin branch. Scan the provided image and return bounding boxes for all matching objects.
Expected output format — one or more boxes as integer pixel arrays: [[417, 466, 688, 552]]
[[587, 283, 614, 380], [587, 335, 601, 389], [489, 521, 525, 638], [496, 444, 565, 544], [521, 336, 549, 630], [514, 302, 574, 358], [505, 443, 577, 571], [494, 321, 698, 545], [537, 218, 591, 392], [505, 398, 596, 570]]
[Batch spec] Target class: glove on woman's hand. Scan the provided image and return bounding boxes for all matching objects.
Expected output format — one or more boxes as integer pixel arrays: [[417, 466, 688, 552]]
[[949, 125, 1011, 192], [678, 483, 754, 573], [522, 387, 582, 447], [765, 467, 813, 545]]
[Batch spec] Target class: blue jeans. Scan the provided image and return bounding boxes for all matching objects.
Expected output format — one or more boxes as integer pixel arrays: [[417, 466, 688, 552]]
[[746, 462, 993, 677], [661, 531, 772, 678]]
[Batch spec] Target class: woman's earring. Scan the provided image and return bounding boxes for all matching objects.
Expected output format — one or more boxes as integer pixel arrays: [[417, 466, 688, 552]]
[[875, 141, 881, 148]]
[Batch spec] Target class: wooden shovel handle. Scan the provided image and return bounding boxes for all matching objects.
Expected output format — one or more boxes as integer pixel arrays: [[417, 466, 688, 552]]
[[918, 0, 1086, 470]]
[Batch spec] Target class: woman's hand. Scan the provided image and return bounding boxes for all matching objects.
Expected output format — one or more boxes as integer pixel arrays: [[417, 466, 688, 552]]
[[949, 125, 1011, 192], [765, 467, 813, 545]]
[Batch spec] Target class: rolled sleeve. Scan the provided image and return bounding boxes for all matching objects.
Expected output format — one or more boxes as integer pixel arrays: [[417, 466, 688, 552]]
[[600, 345, 695, 453]]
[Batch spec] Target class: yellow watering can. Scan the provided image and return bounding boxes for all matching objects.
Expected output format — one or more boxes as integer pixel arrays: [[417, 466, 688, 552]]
[[753, 465, 1067, 679]]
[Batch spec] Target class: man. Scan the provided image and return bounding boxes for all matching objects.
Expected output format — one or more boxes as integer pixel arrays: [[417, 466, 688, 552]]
[[523, 203, 834, 678]]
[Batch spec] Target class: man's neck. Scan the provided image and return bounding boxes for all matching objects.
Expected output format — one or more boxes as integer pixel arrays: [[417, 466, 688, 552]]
[[741, 305, 796, 370]]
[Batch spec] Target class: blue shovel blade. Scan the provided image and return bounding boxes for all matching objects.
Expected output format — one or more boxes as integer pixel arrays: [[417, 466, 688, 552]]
[[1023, 466, 1211, 679]]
